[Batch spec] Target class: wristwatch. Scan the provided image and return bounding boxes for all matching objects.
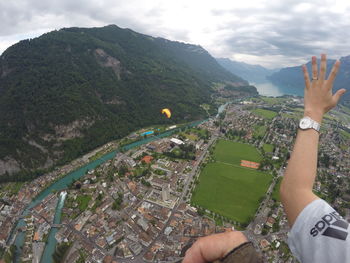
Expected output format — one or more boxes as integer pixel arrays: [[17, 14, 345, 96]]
[[299, 116, 320, 133]]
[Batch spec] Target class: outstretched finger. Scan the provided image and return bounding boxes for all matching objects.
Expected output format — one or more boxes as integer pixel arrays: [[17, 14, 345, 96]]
[[302, 65, 311, 89], [311, 56, 318, 80], [327, 60, 341, 85], [332, 89, 347, 105], [319, 54, 327, 81]]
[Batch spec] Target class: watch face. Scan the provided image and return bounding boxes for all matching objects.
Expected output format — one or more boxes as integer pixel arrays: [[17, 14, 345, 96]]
[[299, 118, 311, 129]]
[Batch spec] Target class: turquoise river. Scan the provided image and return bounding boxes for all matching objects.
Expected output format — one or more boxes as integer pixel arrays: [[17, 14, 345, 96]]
[[12, 118, 210, 263]]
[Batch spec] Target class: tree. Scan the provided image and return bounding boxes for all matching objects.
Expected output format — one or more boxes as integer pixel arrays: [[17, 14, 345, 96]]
[[197, 207, 205, 216], [112, 193, 123, 210], [118, 165, 128, 176], [141, 178, 151, 187]]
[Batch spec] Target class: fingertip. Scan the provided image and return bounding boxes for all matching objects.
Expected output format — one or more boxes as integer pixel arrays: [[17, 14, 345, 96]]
[[321, 54, 326, 59], [335, 89, 346, 99]]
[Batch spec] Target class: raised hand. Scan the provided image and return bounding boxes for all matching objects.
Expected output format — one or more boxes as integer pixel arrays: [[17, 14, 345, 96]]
[[302, 54, 346, 123]]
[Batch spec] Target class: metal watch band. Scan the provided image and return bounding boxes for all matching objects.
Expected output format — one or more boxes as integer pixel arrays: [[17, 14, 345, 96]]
[[311, 120, 320, 132], [299, 116, 321, 133]]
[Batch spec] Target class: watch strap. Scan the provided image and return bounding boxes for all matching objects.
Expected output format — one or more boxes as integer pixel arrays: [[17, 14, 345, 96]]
[[311, 120, 320, 132]]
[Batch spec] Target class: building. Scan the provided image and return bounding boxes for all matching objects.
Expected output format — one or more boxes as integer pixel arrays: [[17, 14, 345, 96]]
[[260, 239, 271, 251], [141, 155, 154, 164], [162, 184, 171, 201], [266, 217, 276, 228], [170, 138, 184, 145], [137, 218, 149, 231]]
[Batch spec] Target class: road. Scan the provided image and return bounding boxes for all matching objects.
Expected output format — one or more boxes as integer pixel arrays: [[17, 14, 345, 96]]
[[119, 133, 219, 263], [245, 163, 285, 249], [49, 135, 219, 263], [182, 135, 218, 202]]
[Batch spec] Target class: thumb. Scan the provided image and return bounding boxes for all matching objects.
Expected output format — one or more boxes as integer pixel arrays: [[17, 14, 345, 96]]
[[333, 88, 346, 104]]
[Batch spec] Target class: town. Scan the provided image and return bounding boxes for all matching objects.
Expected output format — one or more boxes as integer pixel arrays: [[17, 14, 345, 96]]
[[0, 96, 350, 263]]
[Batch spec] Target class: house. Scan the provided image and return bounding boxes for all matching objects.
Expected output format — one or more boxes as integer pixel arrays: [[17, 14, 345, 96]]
[[170, 138, 185, 145], [141, 155, 154, 164], [260, 239, 270, 251], [266, 217, 276, 228]]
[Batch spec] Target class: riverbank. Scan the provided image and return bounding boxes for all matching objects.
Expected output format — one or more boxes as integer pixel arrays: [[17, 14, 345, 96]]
[[11, 118, 207, 263]]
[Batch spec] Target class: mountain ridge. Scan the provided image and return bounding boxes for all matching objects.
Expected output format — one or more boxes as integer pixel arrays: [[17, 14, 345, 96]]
[[216, 57, 278, 84], [0, 25, 256, 180], [268, 56, 350, 102]]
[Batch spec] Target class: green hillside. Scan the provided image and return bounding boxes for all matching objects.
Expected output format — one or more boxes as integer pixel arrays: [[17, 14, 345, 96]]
[[0, 25, 256, 181]]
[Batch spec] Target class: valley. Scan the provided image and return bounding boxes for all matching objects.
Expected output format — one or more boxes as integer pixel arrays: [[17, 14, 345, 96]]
[[1, 95, 348, 262]]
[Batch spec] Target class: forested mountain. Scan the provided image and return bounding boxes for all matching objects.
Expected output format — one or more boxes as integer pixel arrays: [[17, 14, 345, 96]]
[[268, 56, 350, 102], [216, 58, 278, 83], [0, 25, 254, 180]]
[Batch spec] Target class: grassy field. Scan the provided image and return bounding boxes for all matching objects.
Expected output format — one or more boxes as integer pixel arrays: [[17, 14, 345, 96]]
[[187, 134, 198, 141], [261, 97, 289, 105], [181, 132, 198, 141], [282, 107, 303, 120], [340, 129, 350, 139], [192, 162, 272, 223], [251, 108, 278, 120], [281, 112, 301, 120], [263, 143, 274, 153], [283, 107, 337, 122], [76, 195, 92, 211], [253, 125, 267, 138], [213, 140, 262, 165], [271, 177, 282, 202], [192, 140, 271, 224]]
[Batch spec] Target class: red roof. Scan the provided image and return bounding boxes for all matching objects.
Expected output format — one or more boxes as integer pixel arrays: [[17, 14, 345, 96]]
[[141, 155, 154, 164]]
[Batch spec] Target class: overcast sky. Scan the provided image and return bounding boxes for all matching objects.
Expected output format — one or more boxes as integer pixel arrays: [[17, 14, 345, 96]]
[[1, 0, 350, 68]]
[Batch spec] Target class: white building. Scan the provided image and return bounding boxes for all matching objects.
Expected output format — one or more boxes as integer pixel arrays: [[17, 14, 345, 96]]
[[162, 184, 171, 201], [170, 138, 184, 145]]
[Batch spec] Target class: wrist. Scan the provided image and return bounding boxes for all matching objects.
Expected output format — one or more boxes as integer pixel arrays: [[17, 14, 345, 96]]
[[304, 110, 323, 123]]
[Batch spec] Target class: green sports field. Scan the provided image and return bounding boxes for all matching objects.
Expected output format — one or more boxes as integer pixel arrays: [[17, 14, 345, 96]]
[[251, 108, 277, 120], [213, 140, 262, 165], [192, 140, 272, 224]]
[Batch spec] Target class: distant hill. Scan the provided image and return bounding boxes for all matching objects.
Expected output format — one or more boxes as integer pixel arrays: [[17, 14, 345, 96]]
[[0, 25, 255, 180], [216, 58, 278, 84], [268, 56, 350, 102]]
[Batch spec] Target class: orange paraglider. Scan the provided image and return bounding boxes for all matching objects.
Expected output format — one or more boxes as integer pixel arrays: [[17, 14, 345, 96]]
[[161, 108, 171, 118]]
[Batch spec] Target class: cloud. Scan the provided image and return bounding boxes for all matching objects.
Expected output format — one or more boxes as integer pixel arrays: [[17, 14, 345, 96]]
[[209, 0, 350, 67], [1, 0, 350, 67]]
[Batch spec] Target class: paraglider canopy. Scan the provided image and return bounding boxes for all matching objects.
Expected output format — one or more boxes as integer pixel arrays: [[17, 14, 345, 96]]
[[161, 108, 171, 118]]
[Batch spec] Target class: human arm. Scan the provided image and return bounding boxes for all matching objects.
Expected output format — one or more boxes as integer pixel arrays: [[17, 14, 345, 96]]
[[280, 54, 346, 226]]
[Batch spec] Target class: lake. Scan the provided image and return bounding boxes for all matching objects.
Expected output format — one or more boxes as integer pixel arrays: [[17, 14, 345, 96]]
[[253, 82, 303, 97]]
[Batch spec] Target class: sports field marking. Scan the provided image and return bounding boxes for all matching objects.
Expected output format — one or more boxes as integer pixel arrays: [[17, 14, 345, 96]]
[[216, 160, 263, 172], [240, 160, 260, 169], [192, 140, 271, 224]]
